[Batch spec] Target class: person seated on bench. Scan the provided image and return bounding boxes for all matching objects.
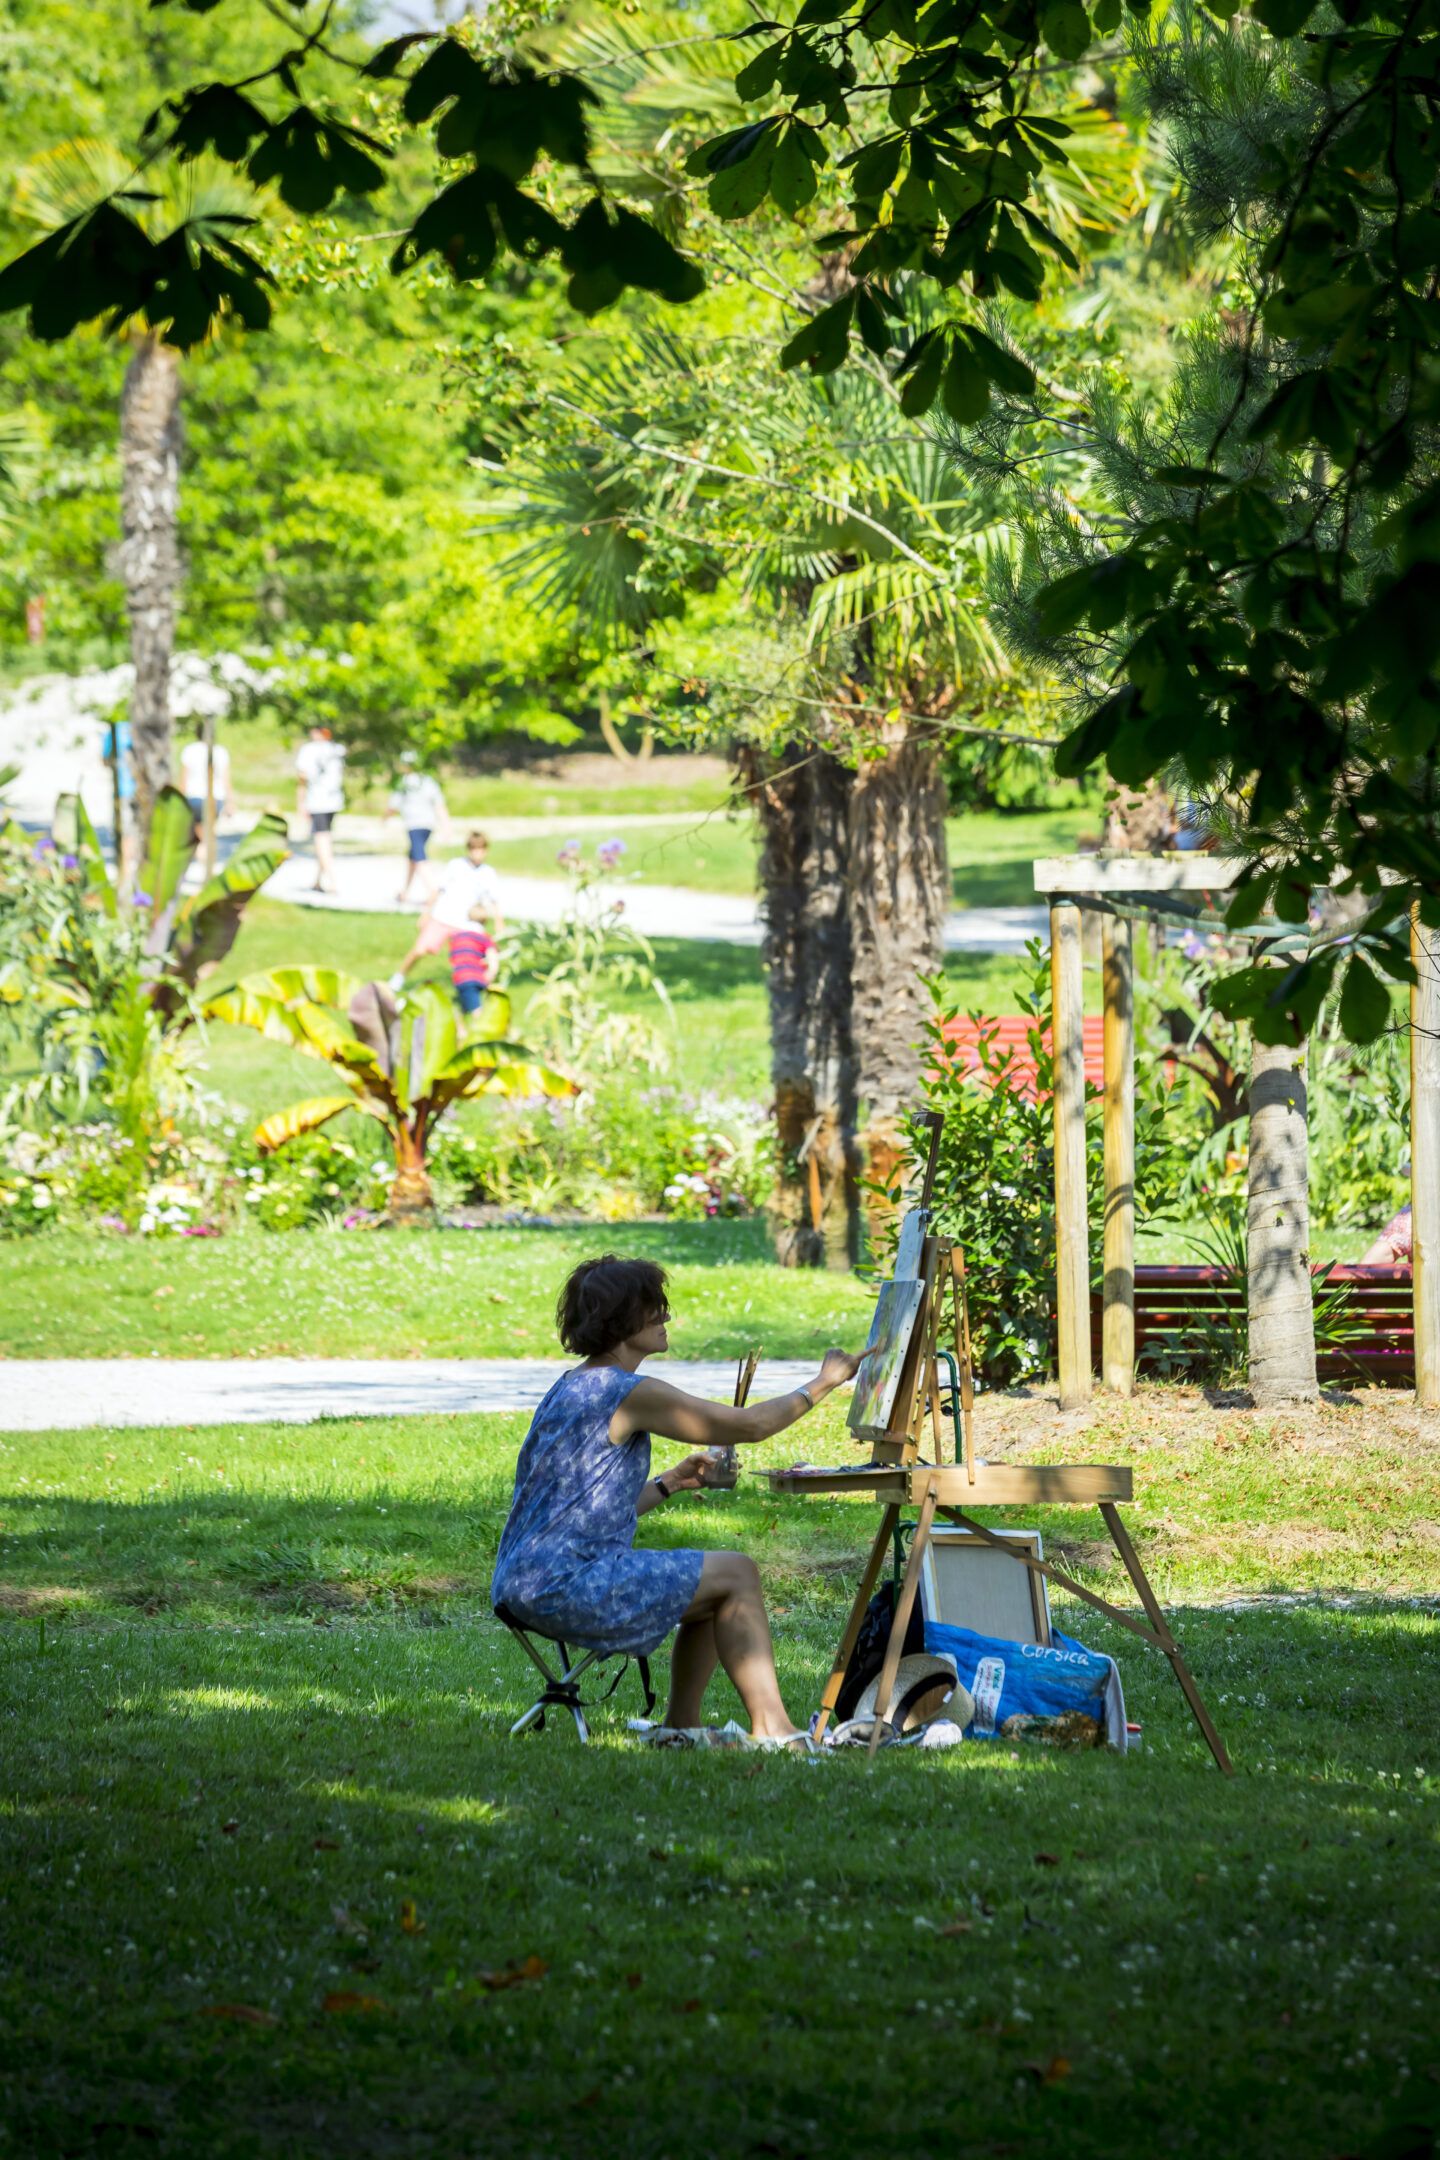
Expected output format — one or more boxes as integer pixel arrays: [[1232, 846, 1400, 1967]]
[[491, 1255, 864, 1745]]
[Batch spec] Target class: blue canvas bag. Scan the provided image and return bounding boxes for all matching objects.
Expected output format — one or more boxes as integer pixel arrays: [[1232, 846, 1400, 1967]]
[[923, 1620, 1127, 1748]]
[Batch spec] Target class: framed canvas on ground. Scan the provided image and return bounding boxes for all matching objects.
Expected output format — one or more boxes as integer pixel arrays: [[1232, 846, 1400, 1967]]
[[919, 1527, 1052, 1646]]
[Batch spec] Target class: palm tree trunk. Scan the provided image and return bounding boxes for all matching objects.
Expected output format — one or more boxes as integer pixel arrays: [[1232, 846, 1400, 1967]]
[[1246, 1038, 1318, 1404], [118, 335, 182, 844], [846, 724, 951, 1230], [741, 740, 859, 1268]]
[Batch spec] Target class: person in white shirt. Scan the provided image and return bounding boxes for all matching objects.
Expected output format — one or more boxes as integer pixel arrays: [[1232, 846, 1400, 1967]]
[[384, 751, 451, 907], [294, 725, 347, 896], [391, 830, 504, 1004], [178, 725, 235, 835]]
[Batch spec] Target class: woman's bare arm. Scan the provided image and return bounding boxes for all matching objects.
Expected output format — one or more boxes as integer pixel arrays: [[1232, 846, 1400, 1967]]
[[612, 1348, 864, 1447]]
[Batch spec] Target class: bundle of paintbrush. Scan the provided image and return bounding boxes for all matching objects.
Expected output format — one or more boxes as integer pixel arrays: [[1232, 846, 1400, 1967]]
[[706, 1349, 758, 1489]]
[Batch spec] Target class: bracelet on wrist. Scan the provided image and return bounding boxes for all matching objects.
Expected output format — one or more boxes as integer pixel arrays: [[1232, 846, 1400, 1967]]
[[653, 1474, 672, 1500], [796, 1385, 816, 1413]]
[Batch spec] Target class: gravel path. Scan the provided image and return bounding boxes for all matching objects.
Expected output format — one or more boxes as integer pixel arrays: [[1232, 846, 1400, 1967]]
[[1, 1358, 819, 1432]]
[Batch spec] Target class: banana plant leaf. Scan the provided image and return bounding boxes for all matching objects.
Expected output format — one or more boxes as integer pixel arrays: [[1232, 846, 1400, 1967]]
[[254, 1093, 360, 1156], [232, 966, 368, 1012], [347, 980, 400, 1075], [204, 986, 386, 1080], [458, 987, 512, 1044], [155, 814, 290, 1015], [171, 812, 289, 972], [139, 785, 199, 932], [425, 1042, 577, 1118]]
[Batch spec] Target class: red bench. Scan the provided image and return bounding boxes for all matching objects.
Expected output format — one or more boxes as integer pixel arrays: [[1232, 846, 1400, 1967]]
[[941, 1015, 1106, 1100], [1090, 1264, 1415, 1385]]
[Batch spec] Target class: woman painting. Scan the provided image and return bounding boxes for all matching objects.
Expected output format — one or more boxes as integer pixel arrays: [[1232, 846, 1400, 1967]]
[[491, 1256, 865, 1746]]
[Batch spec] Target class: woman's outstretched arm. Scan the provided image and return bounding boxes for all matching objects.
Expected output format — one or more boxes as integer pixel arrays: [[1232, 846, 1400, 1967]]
[[614, 1347, 864, 1448]]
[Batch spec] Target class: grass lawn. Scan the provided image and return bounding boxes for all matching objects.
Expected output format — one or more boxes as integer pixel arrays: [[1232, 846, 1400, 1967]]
[[0, 1221, 877, 1361], [484, 802, 1097, 908], [2, 1388, 1438, 2157]]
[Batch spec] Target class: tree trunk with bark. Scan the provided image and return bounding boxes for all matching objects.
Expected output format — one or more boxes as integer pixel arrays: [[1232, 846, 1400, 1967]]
[[118, 335, 182, 844], [1246, 1038, 1318, 1404], [741, 740, 859, 1267], [847, 723, 951, 1229]]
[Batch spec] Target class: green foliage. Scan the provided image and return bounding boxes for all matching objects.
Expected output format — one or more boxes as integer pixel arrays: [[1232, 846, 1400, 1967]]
[[428, 1078, 772, 1222], [906, 943, 1176, 1384], [0, 11, 702, 352], [515, 841, 674, 1077], [0, 1114, 233, 1236], [203, 969, 573, 1217]]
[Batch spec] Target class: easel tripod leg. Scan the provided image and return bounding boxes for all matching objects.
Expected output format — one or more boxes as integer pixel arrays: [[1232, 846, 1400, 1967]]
[[1100, 1502, 1233, 1776], [867, 1482, 938, 1761], [813, 1505, 901, 1742]]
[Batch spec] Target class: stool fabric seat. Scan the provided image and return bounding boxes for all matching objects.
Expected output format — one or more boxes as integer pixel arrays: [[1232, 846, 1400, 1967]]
[[494, 1601, 656, 1743]]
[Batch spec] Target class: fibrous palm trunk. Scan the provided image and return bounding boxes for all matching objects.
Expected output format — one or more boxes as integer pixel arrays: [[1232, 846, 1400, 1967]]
[[1246, 1038, 1318, 1404], [118, 334, 182, 843], [846, 722, 951, 1226], [742, 740, 859, 1267]]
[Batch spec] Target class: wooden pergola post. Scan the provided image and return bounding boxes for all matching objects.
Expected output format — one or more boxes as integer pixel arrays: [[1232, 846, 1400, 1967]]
[[1102, 913, 1135, 1394], [1412, 905, 1440, 1408], [1035, 856, 1244, 1411], [1050, 898, 1091, 1408]]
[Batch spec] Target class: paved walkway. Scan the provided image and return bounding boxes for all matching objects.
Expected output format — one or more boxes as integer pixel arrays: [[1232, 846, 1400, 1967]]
[[266, 848, 1048, 953], [2, 1359, 819, 1432]]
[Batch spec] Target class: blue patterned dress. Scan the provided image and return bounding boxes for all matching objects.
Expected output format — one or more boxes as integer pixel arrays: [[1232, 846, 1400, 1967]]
[[491, 1365, 705, 1656]]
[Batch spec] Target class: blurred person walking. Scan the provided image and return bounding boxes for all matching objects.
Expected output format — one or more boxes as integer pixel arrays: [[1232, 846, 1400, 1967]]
[[385, 751, 450, 907], [294, 724, 347, 897]]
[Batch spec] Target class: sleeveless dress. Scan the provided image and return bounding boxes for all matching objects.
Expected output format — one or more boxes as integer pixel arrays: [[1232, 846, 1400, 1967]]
[[491, 1365, 705, 1656]]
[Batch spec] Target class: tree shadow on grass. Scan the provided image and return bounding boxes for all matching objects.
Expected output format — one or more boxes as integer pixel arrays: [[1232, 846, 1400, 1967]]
[[0, 1478, 866, 1621], [3, 1568, 1438, 2156]]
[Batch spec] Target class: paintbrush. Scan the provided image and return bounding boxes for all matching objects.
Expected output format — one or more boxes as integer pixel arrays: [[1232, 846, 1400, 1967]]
[[706, 1347, 759, 1489]]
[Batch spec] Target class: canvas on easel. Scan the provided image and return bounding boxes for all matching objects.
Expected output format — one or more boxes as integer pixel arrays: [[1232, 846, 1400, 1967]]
[[847, 1278, 925, 1437], [893, 1206, 929, 1280], [763, 1107, 1234, 1775]]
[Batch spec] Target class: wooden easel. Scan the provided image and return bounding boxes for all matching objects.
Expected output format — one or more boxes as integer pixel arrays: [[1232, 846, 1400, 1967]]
[[767, 1113, 1233, 1773]]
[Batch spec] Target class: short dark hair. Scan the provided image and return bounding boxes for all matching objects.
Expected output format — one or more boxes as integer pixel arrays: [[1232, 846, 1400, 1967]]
[[557, 1256, 669, 1357]]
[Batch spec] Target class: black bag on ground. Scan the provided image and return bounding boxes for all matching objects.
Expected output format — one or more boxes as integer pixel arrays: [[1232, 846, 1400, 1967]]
[[834, 1580, 926, 1722]]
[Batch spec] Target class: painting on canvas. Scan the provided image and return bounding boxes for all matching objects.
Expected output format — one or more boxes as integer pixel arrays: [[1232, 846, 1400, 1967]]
[[847, 1278, 925, 1435], [893, 1207, 929, 1280]]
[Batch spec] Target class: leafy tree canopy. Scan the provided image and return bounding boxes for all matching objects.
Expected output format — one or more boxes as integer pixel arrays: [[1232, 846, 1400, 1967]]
[[3, 0, 1438, 1038]]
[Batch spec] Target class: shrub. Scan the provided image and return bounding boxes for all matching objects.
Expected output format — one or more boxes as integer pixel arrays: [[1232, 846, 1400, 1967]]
[[0, 1120, 235, 1236], [906, 946, 1179, 1386]]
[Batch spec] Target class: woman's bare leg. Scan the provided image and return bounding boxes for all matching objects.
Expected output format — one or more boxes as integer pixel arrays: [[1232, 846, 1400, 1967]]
[[679, 1552, 802, 1740], [665, 1615, 719, 1728]]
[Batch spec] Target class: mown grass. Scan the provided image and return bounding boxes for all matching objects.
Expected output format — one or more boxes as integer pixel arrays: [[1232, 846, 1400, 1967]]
[[1, 1397, 1438, 2158], [0, 1220, 877, 1361], [483, 803, 1095, 909]]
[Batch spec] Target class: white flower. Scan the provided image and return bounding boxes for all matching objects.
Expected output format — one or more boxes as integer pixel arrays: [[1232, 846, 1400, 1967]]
[[32, 1184, 51, 1208], [138, 1213, 156, 1235]]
